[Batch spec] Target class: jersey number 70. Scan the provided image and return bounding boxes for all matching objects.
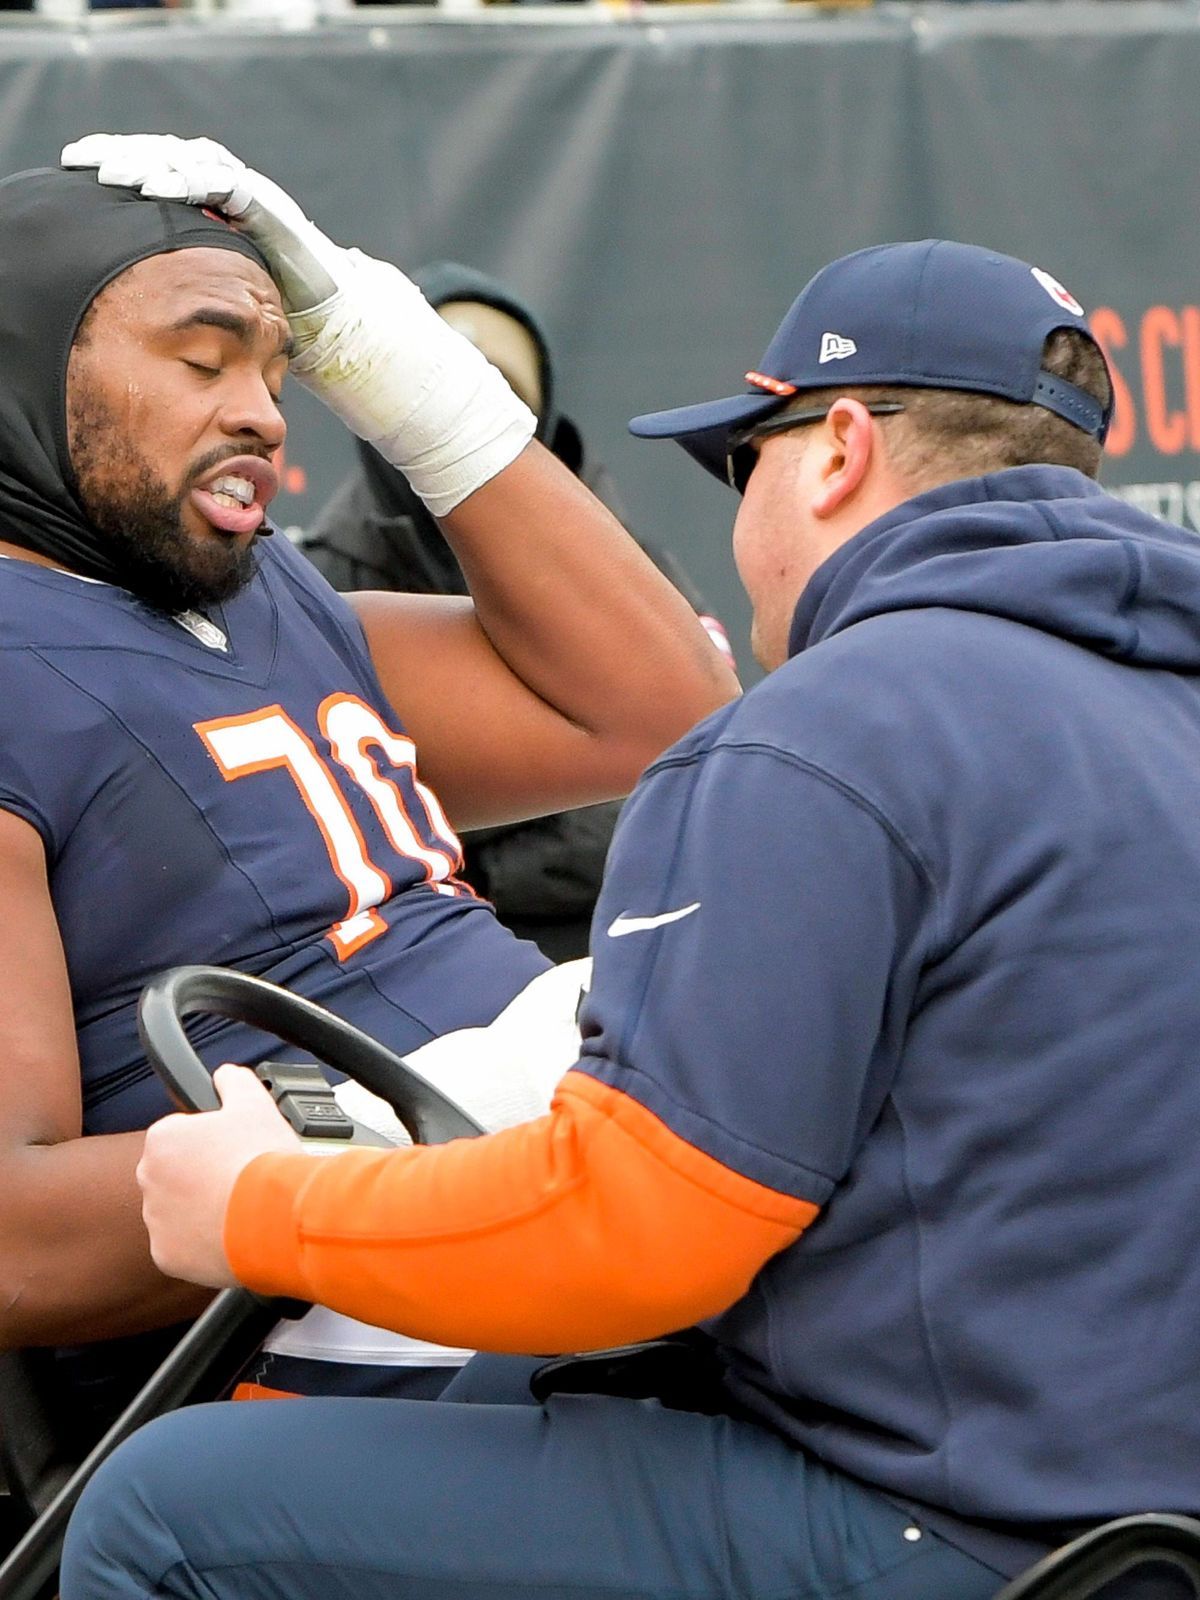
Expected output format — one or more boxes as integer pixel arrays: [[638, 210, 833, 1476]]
[[195, 693, 466, 960]]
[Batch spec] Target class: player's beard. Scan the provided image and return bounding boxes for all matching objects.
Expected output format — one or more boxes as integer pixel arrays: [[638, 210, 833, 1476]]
[[67, 386, 259, 616]]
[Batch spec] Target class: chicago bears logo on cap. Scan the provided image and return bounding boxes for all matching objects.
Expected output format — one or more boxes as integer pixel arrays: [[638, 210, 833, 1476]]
[[1031, 267, 1085, 317]]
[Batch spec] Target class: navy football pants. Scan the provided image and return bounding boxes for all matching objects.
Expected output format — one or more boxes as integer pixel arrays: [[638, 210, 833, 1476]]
[[60, 1371, 1006, 1600]]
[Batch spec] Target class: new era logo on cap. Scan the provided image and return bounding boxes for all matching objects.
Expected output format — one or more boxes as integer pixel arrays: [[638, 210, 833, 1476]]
[[819, 332, 857, 363]]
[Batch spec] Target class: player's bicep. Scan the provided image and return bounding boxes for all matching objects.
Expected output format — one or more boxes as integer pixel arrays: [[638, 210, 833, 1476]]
[[0, 807, 83, 1145], [351, 591, 639, 828]]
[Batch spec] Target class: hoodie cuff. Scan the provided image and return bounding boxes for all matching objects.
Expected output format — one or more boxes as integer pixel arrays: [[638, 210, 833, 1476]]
[[224, 1150, 322, 1301]]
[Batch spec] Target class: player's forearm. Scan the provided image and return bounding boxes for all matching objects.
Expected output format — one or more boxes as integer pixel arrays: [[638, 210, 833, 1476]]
[[225, 1071, 813, 1354], [0, 1132, 211, 1348], [443, 444, 740, 756]]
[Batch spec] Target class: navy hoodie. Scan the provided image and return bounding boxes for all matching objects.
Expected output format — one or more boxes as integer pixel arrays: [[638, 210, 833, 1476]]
[[577, 464, 1200, 1574]]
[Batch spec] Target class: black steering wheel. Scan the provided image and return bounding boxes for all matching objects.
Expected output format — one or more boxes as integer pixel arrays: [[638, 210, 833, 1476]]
[[137, 964, 484, 1144], [0, 965, 484, 1600]]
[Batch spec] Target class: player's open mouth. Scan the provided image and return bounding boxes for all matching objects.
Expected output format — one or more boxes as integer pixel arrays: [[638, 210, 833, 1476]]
[[189, 455, 280, 536]]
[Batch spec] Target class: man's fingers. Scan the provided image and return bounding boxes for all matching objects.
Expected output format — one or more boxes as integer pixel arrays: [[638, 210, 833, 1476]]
[[60, 132, 119, 168], [136, 1110, 188, 1187], [212, 1062, 274, 1110], [60, 134, 250, 213], [62, 132, 179, 175], [135, 166, 192, 202], [136, 159, 243, 208], [133, 1064, 284, 1291]]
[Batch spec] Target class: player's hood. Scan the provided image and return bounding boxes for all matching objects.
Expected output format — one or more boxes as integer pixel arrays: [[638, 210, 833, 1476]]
[[789, 465, 1200, 673], [0, 166, 269, 584]]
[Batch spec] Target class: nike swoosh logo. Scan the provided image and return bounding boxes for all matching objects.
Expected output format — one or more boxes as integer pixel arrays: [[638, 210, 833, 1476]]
[[607, 903, 701, 937]]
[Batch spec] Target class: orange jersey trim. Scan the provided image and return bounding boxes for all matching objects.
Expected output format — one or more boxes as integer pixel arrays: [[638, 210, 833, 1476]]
[[225, 1071, 818, 1354], [232, 1381, 301, 1403]]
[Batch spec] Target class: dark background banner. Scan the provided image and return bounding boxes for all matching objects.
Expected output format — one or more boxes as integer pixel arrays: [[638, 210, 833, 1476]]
[[0, 2, 1194, 674]]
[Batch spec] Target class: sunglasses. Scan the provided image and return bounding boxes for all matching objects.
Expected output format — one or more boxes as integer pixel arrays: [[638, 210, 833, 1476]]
[[725, 401, 907, 494]]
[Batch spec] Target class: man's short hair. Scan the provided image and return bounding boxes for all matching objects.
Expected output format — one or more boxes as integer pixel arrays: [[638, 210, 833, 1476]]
[[784, 328, 1112, 487]]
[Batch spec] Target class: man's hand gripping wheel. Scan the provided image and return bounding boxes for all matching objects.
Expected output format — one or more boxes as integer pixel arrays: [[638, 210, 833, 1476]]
[[136, 965, 483, 1300]]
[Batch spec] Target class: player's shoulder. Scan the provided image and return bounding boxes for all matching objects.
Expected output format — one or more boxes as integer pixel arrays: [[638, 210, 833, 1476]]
[[0, 555, 139, 657]]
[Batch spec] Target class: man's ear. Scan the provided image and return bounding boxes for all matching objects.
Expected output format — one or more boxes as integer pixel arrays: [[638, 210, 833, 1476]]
[[810, 398, 877, 519]]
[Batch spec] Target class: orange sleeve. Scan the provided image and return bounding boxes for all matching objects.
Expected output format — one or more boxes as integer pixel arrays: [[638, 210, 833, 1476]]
[[225, 1069, 818, 1353]]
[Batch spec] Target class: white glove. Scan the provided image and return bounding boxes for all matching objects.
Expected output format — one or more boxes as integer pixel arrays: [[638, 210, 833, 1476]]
[[61, 134, 536, 517]]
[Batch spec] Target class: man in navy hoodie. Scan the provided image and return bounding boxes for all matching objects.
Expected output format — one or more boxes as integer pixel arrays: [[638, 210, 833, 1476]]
[[66, 227, 1200, 1600]]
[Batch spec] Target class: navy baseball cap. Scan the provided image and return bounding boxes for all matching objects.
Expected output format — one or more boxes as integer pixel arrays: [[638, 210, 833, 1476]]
[[628, 240, 1113, 484]]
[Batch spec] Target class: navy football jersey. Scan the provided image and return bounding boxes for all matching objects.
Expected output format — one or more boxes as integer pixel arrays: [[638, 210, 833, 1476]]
[[0, 537, 549, 1135]]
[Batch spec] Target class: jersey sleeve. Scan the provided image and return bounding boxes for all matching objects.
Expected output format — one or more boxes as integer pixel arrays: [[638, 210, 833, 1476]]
[[0, 648, 88, 849], [224, 732, 933, 1352]]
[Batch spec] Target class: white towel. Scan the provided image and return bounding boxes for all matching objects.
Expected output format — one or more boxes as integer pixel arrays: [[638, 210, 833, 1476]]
[[263, 958, 590, 1367]]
